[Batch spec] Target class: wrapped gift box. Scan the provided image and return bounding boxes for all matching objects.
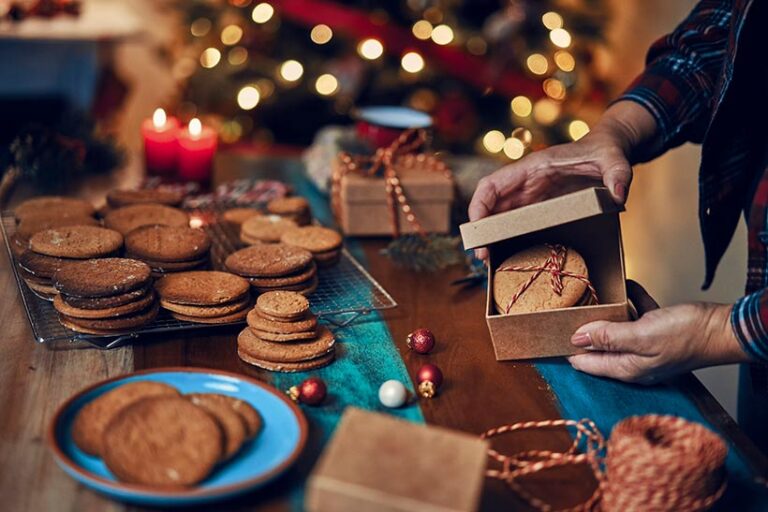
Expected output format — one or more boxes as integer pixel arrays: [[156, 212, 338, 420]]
[[460, 187, 630, 360], [306, 407, 488, 512]]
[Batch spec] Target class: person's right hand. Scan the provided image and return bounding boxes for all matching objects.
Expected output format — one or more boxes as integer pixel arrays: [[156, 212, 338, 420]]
[[468, 129, 633, 260]]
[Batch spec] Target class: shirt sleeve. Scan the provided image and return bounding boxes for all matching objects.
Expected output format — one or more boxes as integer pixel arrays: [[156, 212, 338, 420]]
[[731, 290, 768, 362], [616, 0, 733, 158]]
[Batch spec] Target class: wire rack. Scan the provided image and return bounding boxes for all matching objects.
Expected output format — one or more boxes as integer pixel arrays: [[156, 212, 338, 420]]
[[2, 208, 396, 349]]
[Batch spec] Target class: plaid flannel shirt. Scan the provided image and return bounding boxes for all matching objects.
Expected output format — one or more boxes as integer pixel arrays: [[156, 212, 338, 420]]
[[618, 0, 768, 362]]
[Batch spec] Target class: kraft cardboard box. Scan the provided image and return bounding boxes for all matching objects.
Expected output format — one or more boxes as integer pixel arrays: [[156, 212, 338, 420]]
[[459, 187, 630, 360], [306, 407, 488, 512]]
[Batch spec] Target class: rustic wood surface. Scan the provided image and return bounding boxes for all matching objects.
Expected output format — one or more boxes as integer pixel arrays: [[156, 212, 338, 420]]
[[0, 154, 765, 512]]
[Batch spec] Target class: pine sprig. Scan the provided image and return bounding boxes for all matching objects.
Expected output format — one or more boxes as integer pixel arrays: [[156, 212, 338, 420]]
[[381, 234, 465, 272]]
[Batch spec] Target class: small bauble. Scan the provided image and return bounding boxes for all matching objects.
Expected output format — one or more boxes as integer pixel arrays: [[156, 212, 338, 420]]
[[378, 379, 408, 408], [287, 377, 327, 406], [416, 363, 443, 398], [406, 328, 435, 354]]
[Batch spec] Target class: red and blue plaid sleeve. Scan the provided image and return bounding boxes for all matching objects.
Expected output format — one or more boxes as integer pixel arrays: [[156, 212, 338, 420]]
[[732, 291, 768, 362], [617, 0, 732, 157]]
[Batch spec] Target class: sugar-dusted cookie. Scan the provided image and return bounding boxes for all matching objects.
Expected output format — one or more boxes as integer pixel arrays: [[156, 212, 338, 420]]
[[54, 291, 155, 319], [125, 225, 211, 262], [186, 393, 262, 439], [240, 215, 298, 244], [237, 326, 335, 362], [16, 212, 99, 240], [280, 226, 342, 254], [53, 258, 151, 297], [29, 226, 123, 259], [187, 394, 247, 460], [247, 308, 317, 334], [246, 261, 317, 287], [104, 204, 189, 235], [255, 290, 309, 320], [252, 276, 318, 296], [14, 196, 95, 222], [18, 249, 73, 278], [266, 196, 311, 225], [222, 207, 261, 226], [169, 307, 250, 324], [249, 328, 318, 343], [102, 396, 223, 486], [225, 243, 313, 278], [71, 381, 180, 456], [154, 270, 250, 306], [106, 189, 184, 208], [59, 300, 159, 332], [160, 296, 251, 318], [62, 284, 152, 310], [238, 348, 335, 373]]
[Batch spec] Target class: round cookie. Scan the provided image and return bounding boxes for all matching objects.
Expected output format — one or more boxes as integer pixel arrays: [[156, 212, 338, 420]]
[[247, 262, 316, 287], [238, 348, 335, 373], [493, 245, 589, 315], [240, 215, 298, 243], [14, 196, 94, 222], [107, 189, 184, 208], [252, 276, 318, 296], [225, 244, 313, 278], [102, 396, 223, 487], [222, 208, 261, 226], [17, 213, 99, 240], [187, 394, 247, 460], [59, 300, 159, 331], [62, 284, 152, 310], [71, 381, 180, 456], [249, 328, 318, 343], [18, 249, 73, 278], [53, 258, 151, 298], [160, 296, 251, 318], [247, 308, 317, 334], [125, 225, 211, 263], [280, 226, 342, 253], [139, 256, 209, 272], [169, 307, 250, 324], [267, 196, 309, 216], [238, 326, 335, 362], [104, 204, 189, 235], [54, 291, 155, 319], [25, 280, 58, 300], [154, 271, 250, 306], [256, 290, 309, 320], [186, 393, 262, 439], [58, 317, 130, 335], [29, 226, 123, 259]]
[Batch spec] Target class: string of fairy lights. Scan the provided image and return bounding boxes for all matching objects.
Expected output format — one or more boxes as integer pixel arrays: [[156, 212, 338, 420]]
[[184, 1, 593, 157]]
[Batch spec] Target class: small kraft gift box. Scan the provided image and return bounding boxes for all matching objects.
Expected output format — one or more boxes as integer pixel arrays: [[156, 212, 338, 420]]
[[459, 187, 630, 360], [331, 129, 454, 237], [306, 407, 488, 512]]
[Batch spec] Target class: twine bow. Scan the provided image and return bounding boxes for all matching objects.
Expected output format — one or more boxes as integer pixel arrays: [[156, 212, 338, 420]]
[[497, 244, 598, 314], [332, 128, 453, 238]]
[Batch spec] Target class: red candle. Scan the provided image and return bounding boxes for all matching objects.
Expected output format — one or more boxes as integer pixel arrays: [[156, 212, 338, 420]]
[[141, 108, 180, 176], [177, 118, 218, 184]]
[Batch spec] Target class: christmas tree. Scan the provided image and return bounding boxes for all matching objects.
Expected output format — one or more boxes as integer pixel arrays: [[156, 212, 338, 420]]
[[172, 0, 609, 159]]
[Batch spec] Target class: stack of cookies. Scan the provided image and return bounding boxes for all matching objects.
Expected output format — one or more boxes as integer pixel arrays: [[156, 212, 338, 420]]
[[106, 189, 184, 209], [267, 196, 311, 226], [281, 225, 343, 267], [52, 258, 159, 334], [125, 225, 211, 277], [237, 291, 336, 372], [239, 214, 298, 245], [222, 207, 261, 227], [225, 244, 318, 296], [155, 270, 252, 324], [104, 203, 190, 235], [19, 225, 124, 300]]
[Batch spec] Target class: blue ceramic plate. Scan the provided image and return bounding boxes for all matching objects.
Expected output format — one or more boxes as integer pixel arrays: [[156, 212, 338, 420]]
[[47, 368, 308, 507]]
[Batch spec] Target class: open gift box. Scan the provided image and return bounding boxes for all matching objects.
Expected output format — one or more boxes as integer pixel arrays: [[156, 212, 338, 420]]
[[459, 187, 630, 360]]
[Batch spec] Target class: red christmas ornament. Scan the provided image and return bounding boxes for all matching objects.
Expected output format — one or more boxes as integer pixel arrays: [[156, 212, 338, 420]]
[[416, 363, 444, 398], [287, 377, 327, 406], [406, 328, 436, 354]]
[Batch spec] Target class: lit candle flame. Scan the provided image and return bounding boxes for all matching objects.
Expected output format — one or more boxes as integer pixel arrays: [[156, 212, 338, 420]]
[[189, 118, 202, 139], [152, 108, 167, 129]]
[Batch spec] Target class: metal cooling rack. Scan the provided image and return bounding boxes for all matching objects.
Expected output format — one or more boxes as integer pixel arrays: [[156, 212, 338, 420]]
[[2, 208, 396, 349]]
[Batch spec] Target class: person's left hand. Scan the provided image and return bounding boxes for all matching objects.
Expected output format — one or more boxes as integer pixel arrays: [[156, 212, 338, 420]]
[[567, 281, 749, 384]]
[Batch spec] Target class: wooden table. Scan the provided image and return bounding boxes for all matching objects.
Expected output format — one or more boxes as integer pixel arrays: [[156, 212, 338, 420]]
[[2, 153, 767, 511]]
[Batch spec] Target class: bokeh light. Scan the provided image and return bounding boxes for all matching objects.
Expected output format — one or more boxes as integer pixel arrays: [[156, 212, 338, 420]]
[[510, 96, 533, 117], [251, 2, 274, 23], [280, 59, 304, 81], [311, 24, 333, 44], [482, 130, 505, 153], [315, 74, 339, 95], [237, 85, 260, 110], [401, 51, 425, 73], [357, 38, 384, 60], [200, 47, 222, 68], [526, 53, 548, 75]]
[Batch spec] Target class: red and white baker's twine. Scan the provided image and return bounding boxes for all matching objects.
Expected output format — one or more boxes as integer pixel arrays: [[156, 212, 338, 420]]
[[333, 129, 453, 238], [481, 415, 728, 512], [497, 244, 598, 314]]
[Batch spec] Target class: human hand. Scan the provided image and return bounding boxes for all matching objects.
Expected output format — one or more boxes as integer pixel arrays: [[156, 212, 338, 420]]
[[567, 281, 749, 384]]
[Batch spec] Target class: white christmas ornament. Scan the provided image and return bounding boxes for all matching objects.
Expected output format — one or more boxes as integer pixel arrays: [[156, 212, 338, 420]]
[[378, 380, 408, 408]]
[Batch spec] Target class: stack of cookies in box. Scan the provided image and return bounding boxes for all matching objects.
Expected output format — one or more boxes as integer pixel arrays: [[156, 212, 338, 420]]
[[155, 270, 252, 324], [225, 244, 318, 296], [52, 258, 159, 334], [125, 225, 211, 277], [237, 291, 336, 372]]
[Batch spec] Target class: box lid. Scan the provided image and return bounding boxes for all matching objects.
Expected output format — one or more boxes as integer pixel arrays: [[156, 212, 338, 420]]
[[460, 187, 622, 250]]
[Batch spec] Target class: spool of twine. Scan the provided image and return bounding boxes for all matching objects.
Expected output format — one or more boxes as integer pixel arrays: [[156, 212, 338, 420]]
[[482, 414, 728, 512]]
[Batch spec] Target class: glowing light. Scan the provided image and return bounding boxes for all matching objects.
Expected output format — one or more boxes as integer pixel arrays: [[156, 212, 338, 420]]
[[401, 51, 425, 73], [542, 12, 563, 30], [543, 78, 566, 100], [423, 6, 443, 24], [511, 127, 533, 147], [315, 74, 339, 96], [526, 53, 548, 75], [550, 28, 572, 48], [190, 18, 211, 37], [569, 120, 590, 140], [152, 108, 167, 129], [503, 137, 525, 159], [533, 98, 561, 125], [251, 2, 274, 23], [554, 50, 576, 72], [412, 20, 433, 40], [221, 25, 243, 46], [467, 36, 487, 55], [188, 118, 202, 138], [431, 24, 454, 45], [357, 38, 384, 60], [510, 96, 532, 117], [482, 130, 506, 153], [228, 47, 248, 66], [279, 60, 304, 81], [200, 47, 221, 68], [310, 24, 333, 44], [237, 85, 260, 110]]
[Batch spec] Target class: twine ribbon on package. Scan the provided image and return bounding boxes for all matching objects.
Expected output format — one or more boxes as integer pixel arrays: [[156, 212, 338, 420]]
[[332, 129, 453, 238], [482, 414, 728, 511]]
